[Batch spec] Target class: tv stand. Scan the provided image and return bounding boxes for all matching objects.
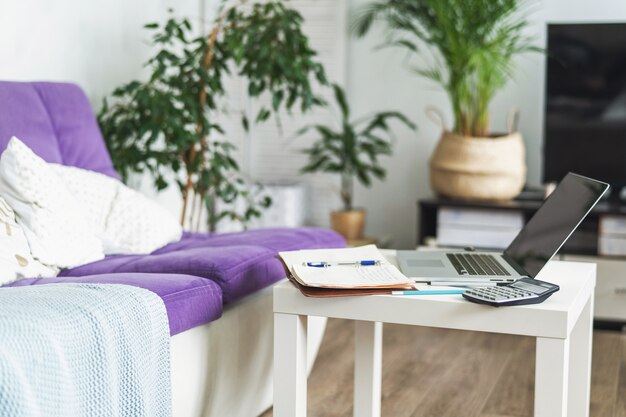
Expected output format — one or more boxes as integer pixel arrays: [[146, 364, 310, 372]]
[[418, 197, 626, 329]]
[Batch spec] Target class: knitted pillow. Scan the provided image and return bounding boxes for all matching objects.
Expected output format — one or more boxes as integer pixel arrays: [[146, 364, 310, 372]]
[[0, 137, 104, 268], [51, 164, 182, 255], [0, 196, 57, 285]]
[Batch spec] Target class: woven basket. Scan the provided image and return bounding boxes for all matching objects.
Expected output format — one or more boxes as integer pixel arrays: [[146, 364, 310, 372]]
[[429, 131, 526, 201]]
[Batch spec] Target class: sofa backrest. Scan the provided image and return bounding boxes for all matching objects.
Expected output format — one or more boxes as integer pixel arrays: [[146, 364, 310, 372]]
[[0, 81, 118, 178]]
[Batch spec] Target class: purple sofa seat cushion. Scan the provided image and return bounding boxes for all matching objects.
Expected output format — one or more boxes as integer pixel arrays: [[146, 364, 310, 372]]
[[62, 228, 346, 303], [8, 273, 222, 336], [155, 227, 345, 254]]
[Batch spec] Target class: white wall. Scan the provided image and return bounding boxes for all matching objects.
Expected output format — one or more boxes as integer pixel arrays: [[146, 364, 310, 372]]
[[346, 0, 626, 248], [2, 0, 626, 246], [0, 0, 203, 105], [0, 0, 204, 217]]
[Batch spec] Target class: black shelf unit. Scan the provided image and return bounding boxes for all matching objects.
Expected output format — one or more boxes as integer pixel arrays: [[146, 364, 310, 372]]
[[418, 197, 626, 257]]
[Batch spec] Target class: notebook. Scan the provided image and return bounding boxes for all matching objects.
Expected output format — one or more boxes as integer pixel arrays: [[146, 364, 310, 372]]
[[278, 245, 414, 295]]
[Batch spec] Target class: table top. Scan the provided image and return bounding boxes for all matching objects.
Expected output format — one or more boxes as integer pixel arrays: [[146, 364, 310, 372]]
[[273, 251, 596, 339]]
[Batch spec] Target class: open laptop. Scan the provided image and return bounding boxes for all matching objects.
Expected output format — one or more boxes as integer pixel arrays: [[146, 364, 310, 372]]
[[397, 173, 609, 283]]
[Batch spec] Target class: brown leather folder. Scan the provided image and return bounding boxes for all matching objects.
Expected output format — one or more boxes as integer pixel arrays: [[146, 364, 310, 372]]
[[286, 274, 412, 297]]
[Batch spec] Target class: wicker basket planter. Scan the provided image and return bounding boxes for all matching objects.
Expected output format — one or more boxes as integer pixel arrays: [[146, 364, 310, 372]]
[[429, 131, 526, 201]]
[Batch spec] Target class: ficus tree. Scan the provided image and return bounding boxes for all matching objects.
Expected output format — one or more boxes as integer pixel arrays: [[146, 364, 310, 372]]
[[98, 1, 327, 231]]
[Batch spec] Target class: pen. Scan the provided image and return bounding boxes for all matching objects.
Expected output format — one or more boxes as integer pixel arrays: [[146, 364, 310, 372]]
[[391, 290, 465, 295], [305, 260, 381, 268]]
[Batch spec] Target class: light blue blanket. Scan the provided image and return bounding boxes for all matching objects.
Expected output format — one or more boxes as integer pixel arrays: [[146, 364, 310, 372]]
[[0, 283, 171, 417]]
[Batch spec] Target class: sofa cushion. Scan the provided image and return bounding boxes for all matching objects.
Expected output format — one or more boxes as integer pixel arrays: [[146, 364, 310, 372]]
[[52, 163, 182, 255], [0, 82, 118, 178], [0, 137, 105, 268], [61, 228, 346, 303], [0, 196, 57, 285], [155, 228, 346, 254], [7, 273, 222, 336]]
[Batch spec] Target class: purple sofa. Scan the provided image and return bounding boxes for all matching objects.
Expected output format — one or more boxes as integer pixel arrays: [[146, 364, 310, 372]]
[[0, 81, 345, 336]]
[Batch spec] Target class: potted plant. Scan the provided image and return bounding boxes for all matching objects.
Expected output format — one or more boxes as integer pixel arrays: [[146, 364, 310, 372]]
[[354, 0, 540, 200], [98, 2, 328, 232], [297, 84, 415, 240]]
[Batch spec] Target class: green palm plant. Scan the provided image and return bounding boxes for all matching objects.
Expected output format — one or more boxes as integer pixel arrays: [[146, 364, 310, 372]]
[[298, 84, 415, 211], [353, 0, 539, 137]]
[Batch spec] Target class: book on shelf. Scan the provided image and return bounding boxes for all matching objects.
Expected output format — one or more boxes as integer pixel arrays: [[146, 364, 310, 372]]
[[278, 245, 414, 297], [598, 236, 626, 256], [600, 215, 626, 235], [598, 215, 626, 256], [436, 207, 523, 249], [437, 227, 520, 250], [438, 207, 524, 228]]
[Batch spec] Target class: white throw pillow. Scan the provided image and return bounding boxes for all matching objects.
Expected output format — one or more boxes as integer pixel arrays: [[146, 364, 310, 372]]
[[0, 137, 105, 268], [50, 164, 118, 237], [52, 164, 182, 255], [0, 197, 58, 286], [104, 181, 183, 254]]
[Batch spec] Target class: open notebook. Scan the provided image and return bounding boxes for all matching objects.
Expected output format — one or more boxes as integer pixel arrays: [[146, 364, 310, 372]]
[[278, 245, 414, 296]]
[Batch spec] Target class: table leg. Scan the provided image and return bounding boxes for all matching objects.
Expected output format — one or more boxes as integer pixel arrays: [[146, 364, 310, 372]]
[[567, 296, 594, 417], [274, 313, 308, 417], [535, 336, 570, 417], [354, 321, 383, 417]]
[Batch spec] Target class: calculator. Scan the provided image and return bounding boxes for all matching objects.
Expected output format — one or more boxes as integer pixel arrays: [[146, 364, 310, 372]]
[[462, 278, 560, 307]]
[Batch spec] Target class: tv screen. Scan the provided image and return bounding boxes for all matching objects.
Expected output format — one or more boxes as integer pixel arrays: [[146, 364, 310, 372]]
[[544, 23, 626, 191]]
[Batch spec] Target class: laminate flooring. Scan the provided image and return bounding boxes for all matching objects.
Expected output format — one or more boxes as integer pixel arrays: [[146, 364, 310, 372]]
[[261, 318, 626, 417]]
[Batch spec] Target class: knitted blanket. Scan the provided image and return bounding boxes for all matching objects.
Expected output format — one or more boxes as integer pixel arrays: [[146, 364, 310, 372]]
[[0, 283, 171, 417]]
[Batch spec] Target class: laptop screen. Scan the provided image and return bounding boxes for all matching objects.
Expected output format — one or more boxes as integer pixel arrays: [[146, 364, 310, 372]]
[[504, 173, 609, 277]]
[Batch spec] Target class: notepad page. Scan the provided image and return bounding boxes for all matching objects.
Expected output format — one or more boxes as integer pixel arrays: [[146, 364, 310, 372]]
[[291, 262, 410, 288], [279, 244, 385, 267]]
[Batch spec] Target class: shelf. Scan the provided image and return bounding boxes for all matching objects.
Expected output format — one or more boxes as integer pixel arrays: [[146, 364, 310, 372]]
[[418, 196, 626, 258]]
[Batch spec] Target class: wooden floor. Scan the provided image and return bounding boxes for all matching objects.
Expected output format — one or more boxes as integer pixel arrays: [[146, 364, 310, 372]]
[[262, 318, 626, 417]]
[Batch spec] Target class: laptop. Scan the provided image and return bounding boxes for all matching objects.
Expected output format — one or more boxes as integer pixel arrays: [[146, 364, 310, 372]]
[[397, 173, 609, 283]]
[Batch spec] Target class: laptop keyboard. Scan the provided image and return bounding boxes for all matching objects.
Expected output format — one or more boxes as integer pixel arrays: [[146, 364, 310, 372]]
[[446, 253, 511, 276]]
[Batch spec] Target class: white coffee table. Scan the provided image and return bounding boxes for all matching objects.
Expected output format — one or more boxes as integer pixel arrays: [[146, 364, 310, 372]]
[[273, 252, 596, 417]]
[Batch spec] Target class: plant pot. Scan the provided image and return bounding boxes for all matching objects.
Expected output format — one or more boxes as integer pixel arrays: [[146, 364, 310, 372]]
[[429, 131, 526, 201], [330, 209, 366, 240]]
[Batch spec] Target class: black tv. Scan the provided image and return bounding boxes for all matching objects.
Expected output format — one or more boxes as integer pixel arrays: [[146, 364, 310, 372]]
[[544, 22, 626, 197]]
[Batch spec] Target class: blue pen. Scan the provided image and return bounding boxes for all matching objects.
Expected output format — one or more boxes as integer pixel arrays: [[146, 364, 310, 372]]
[[390, 289, 465, 295], [305, 260, 380, 268]]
